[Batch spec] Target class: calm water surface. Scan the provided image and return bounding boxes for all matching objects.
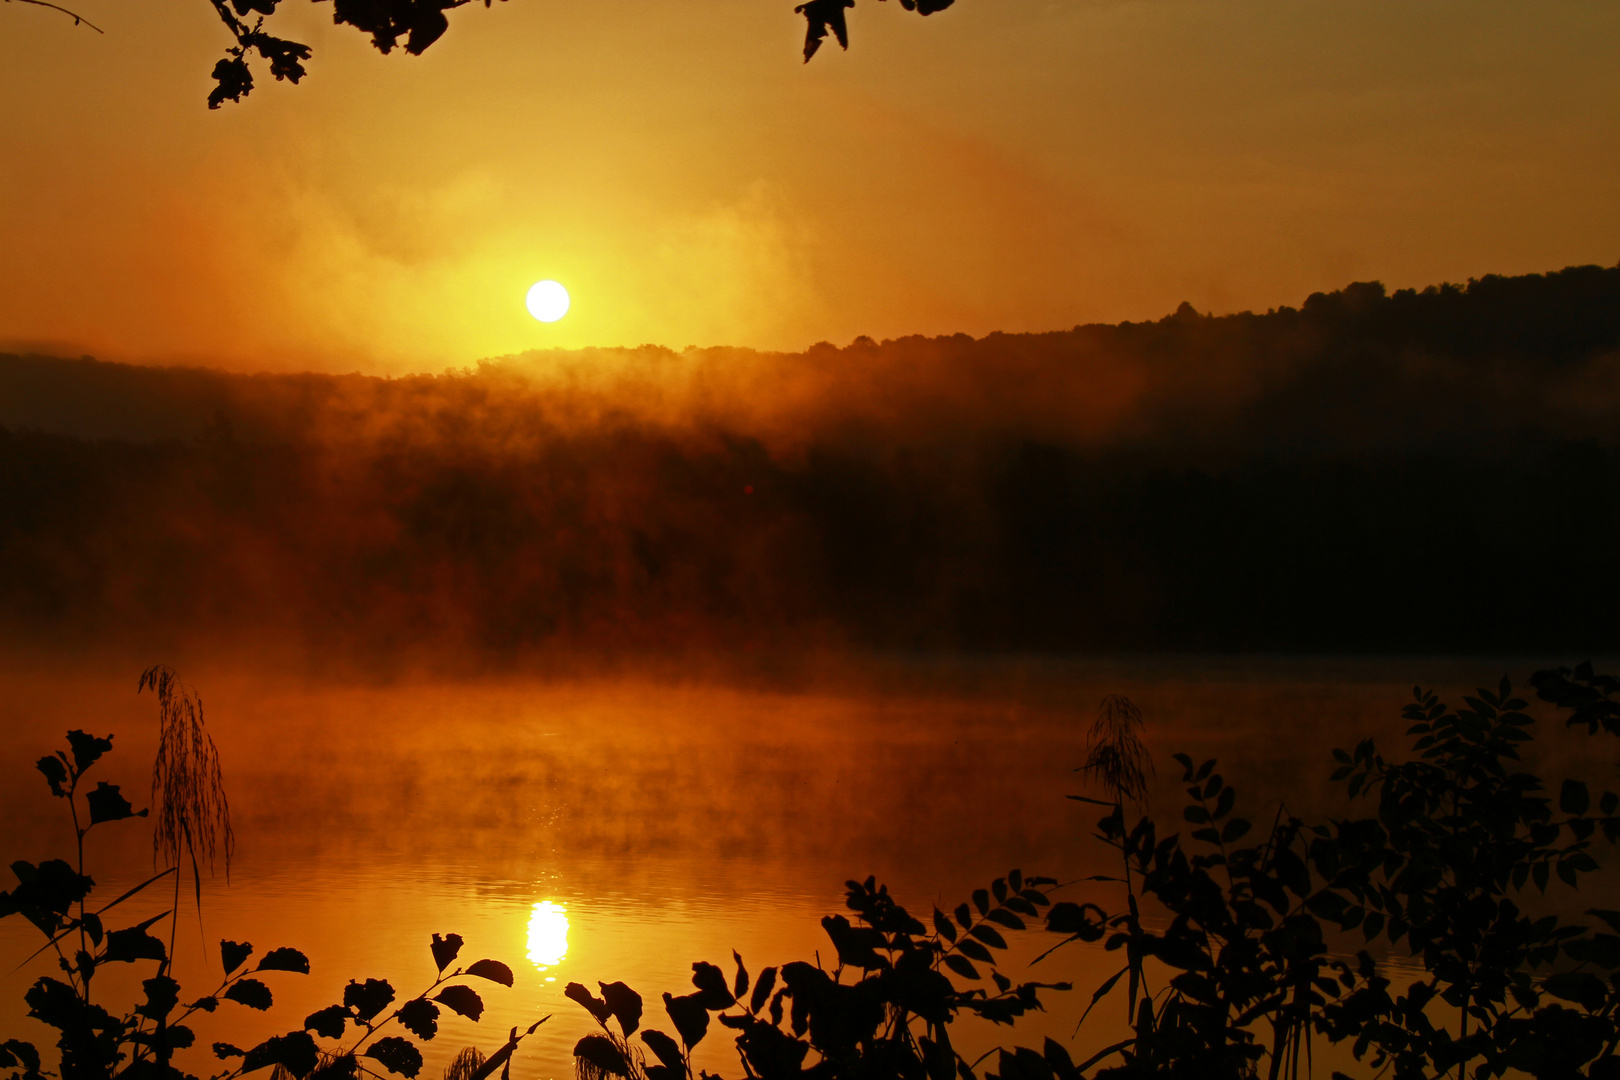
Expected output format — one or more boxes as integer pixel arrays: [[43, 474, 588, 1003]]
[[0, 656, 1573, 1077]]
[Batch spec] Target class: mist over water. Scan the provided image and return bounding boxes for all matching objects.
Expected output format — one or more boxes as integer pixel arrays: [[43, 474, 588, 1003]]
[[2, 655, 1598, 1076], [3, 266, 1620, 669], [4, 267, 1620, 1077]]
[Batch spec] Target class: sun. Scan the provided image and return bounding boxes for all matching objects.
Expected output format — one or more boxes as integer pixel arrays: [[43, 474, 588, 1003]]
[[526, 280, 570, 323]]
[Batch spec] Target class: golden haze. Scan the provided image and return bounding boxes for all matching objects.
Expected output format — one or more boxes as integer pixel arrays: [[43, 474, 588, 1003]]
[[1, 0, 1618, 372]]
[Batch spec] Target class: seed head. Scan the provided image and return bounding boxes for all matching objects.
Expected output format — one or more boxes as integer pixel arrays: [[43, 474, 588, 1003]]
[[1079, 694, 1152, 805]]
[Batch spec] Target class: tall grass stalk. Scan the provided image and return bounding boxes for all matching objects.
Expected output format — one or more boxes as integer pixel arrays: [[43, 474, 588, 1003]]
[[139, 664, 234, 1070], [1077, 694, 1152, 1034]]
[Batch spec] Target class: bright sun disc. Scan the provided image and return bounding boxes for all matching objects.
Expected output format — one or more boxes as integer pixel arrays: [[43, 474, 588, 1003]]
[[526, 280, 570, 323]]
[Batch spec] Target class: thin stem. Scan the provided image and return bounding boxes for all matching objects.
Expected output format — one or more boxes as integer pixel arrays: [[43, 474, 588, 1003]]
[[68, 774, 89, 1002], [1450, 782, 1470, 1080], [126, 857, 185, 1069], [156, 863, 182, 1072], [166, 823, 188, 970], [175, 974, 237, 1029], [4, 0, 104, 32], [1118, 804, 1142, 1030], [348, 969, 458, 1056]]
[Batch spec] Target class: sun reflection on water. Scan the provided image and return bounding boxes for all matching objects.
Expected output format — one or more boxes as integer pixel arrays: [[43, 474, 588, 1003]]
[[527, 900, 570, 979]]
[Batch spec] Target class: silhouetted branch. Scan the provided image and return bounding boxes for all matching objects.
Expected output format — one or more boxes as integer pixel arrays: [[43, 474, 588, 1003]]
[[5, 0, 104, 33], [796, 0, 955, 61], [16, 0, 956, 106], [204, 0, 242, 39]]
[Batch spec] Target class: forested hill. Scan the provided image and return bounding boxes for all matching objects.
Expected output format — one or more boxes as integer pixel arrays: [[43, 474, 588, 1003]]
[[3, 263, 1618, 663]]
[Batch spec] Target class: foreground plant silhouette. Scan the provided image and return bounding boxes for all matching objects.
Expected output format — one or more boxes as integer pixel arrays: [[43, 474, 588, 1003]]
[[563, 872, 1097, 1080], [1046, 670, 1620, 1080], [0, 673, 539, 1080], [8, 666, 1620, 1080], [561, 671, 1620, 1080]]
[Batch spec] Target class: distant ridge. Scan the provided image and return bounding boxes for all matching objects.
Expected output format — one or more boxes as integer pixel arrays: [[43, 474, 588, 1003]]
[[5, 263, 1618, 456], [2, 263, 1618, 661]]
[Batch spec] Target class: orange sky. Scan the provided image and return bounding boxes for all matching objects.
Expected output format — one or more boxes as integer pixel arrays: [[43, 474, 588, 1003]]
[[2, 0, 1617, 373]]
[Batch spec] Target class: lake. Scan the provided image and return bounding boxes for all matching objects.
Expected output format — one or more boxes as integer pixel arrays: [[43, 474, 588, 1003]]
[[0, 655, 1586, 1078]]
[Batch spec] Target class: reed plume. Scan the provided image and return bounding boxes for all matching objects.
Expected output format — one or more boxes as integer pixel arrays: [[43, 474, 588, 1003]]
[[443, 1047, 487, 1080], [1080, 694, 1152, 805], [141, 665, 234, 877]]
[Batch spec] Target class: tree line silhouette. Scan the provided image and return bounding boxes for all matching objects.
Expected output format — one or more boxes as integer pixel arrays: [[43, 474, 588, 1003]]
[[1, 265, 1618, 664]]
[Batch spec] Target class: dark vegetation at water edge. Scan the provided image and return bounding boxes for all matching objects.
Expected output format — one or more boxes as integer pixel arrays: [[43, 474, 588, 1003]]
[[5, 663, 1620, 1080], [3, 264, 1620, 662]]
